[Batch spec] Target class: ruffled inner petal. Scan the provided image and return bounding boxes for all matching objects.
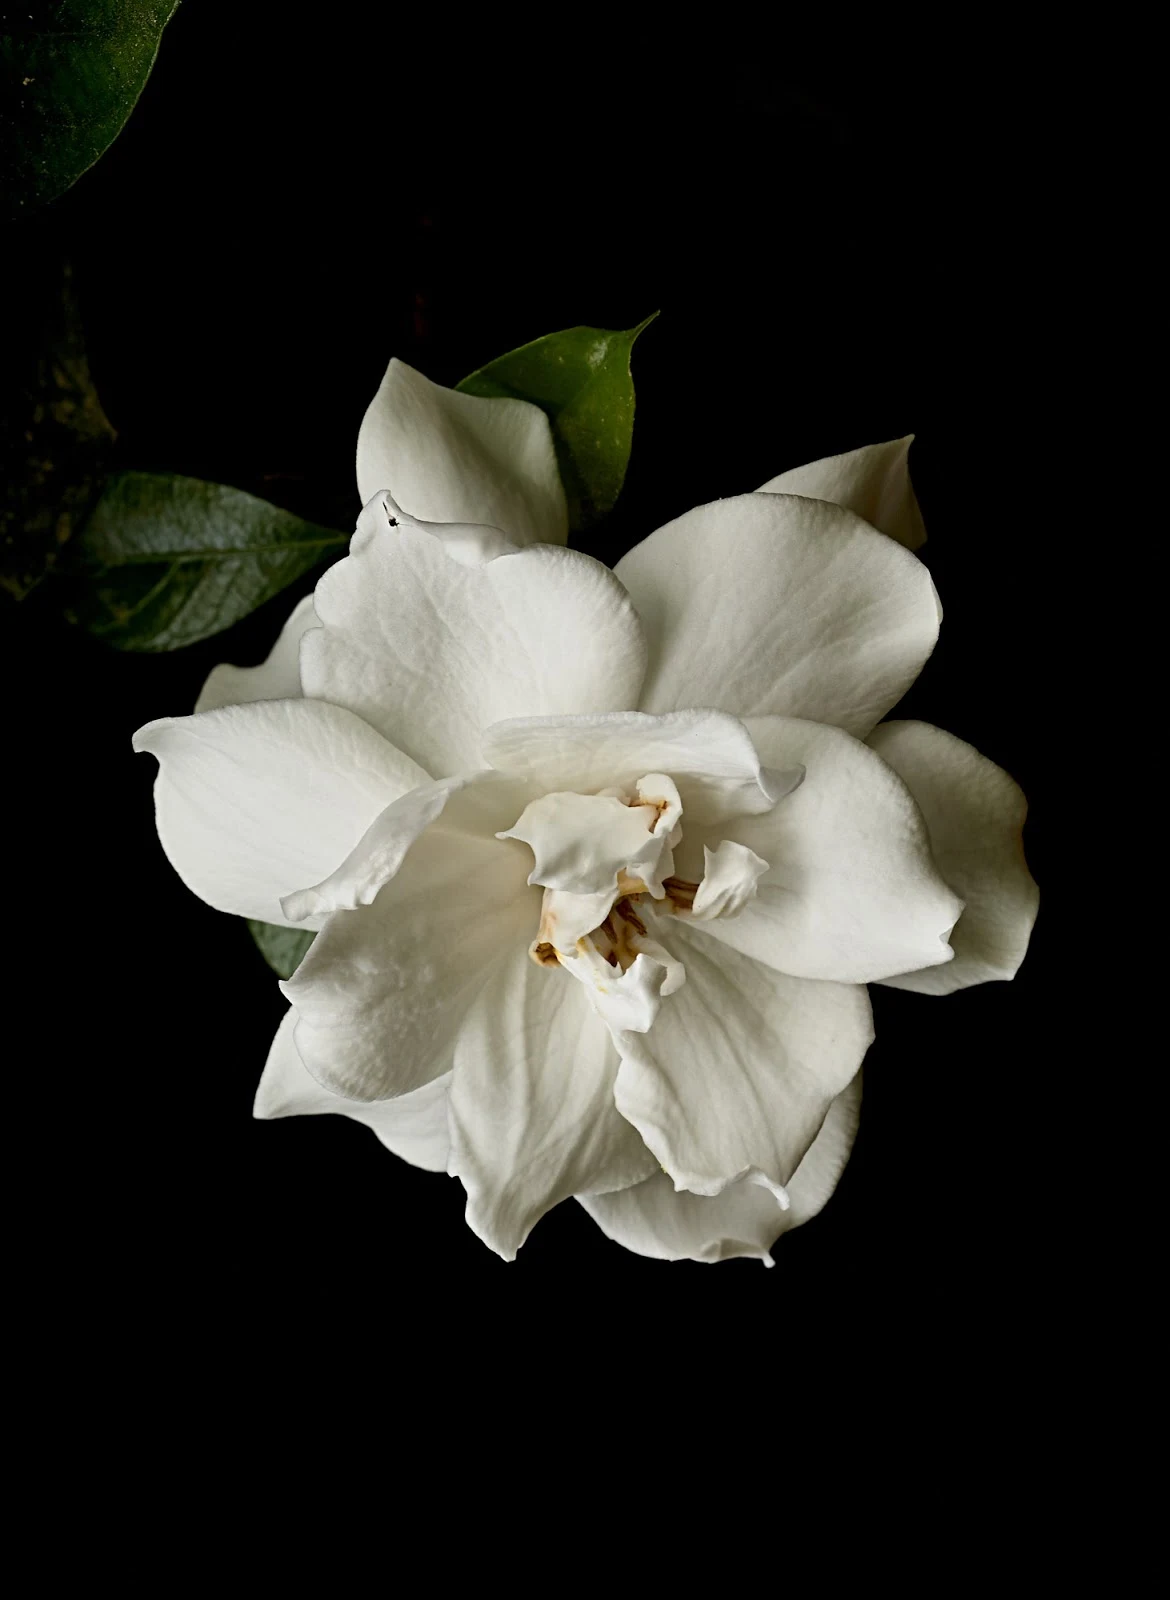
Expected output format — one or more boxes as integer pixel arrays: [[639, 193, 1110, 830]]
[[483, 708, 798, 830], [690, 840, 769, 921]]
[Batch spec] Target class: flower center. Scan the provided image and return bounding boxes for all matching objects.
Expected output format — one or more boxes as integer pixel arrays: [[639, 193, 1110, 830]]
[[498, 774, 769, 1036], [495, 776, 687, 1030], [499, 772, 681, 938]]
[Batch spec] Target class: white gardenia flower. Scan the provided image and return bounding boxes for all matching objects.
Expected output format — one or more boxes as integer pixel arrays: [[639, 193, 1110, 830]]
[[135, 359, 1038, 1265]]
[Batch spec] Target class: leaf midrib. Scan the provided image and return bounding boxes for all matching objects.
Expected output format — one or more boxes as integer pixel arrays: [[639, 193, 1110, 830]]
[[93, 536, 347, 565]]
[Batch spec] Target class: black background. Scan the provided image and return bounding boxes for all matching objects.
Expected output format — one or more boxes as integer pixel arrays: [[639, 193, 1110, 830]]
[[7, 12, 1059, 1361]]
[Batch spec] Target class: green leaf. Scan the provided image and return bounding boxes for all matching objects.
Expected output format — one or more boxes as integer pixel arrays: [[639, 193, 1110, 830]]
[[248, 920, 315, 981], [2, 2, 180, 220], [457, 315, 657, 532], [65, 470, 347, 651]]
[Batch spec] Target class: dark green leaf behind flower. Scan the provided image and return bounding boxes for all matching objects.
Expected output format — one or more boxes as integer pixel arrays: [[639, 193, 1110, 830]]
[[1, 1, 180, 219], [67, 471, 347, 650], [248, 920, 315, 981], [457, 316, 656, 532]]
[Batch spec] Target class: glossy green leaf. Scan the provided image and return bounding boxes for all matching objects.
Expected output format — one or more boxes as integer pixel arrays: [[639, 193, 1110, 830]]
[[67, 471, 347, 651], [248, 920, 315, 981], [457, 315, 657, 531], [2, 2, 180, 219]]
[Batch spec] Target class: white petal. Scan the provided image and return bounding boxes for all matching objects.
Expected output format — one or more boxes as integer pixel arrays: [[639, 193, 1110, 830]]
[[282, 822, 538, 1102], [255, 1008, 451, 1172], [781, 1072, 865, 1229], [498, 781, 680, 905], [194, 594, 318, 714], [376, 493, 519, 564], [558, 932, 685, 1035], [532, 886, 619, 954], [690, 840, 769, 921], [301, 494, 646, 778], [637, 772, 683, 846], [356, 357, 568, 547], [579, 1075, 862, 1263], [615, 493, 940, 739], [282, 771, 537, 921], [868, 721, 1039, 994], [612, 916, 872, 1200], [758, 436, 927, 551], [483, 709, 800, 830], [569, 948, 672, 1033], [133, 699, 429, 929], [581, 1172, 786, 1265], [678, 716, 964, 983], [447, 946, 657, 1261], [501, 790, 655, 894]]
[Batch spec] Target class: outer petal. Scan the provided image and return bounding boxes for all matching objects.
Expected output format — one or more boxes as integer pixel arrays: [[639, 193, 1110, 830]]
[[579, 1075, 862, 1263], [254, 1007, 451, 1172], [757, 436, 927, 552], [867, 721, 1039, 994], [301, 495, 646, 778], [195, 594, 318, 714], [780, 1071, 865, 1229], [679, 716, 964, 983], [614, 493, 940, 739], [356, 357, 568, 546], [447, 947, 657, 1262], [282, 822, 539, 1102], [483, 709, 800, 829], [612, 916, 873, 1200], [282, 771, 538, 922], [133, 699, 429, 929]]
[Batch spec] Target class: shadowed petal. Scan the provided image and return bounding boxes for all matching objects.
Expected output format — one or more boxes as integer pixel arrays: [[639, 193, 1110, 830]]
[[255, 1007, 451, 1172], [195, 593, 318, 714], [282, 824, 537, 1102], [758, 436, 926, 551], [579, 1075, 862, 1263], [868, 721, 1038, 994]]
